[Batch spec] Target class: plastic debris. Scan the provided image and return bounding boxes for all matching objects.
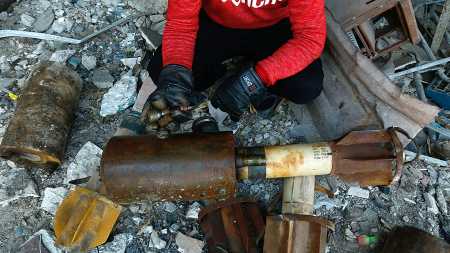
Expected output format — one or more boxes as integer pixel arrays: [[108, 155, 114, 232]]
[[100, 74, 137, 117], [347, 186, 370, 199], [66, 142, 103, 184], [175, 232, 204, 253], [40, 187, 68, 215]]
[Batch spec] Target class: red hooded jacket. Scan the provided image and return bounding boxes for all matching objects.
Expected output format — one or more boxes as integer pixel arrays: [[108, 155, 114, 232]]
[[162, 0, 326, 86]]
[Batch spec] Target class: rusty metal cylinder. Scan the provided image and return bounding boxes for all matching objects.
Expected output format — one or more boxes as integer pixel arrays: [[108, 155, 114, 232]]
[[100, 132, 236, 203], [0, 62, 82, 168], [264, 215, 331, 253]]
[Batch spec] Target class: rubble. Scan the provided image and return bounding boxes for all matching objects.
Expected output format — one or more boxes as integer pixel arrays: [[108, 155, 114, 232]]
[[100, 74, 137, 117], [40, 187, 68, 215], [148, 231, 166, 250], [20, 13, 35, 27], [175, 232, 204, 253], [424, 192, 440, 215], [49, 50, 76, 63], [65, 141, 103, 184], [33, 8, 55, 32], [347, 186, 370, 199], [0, 167, 39, 207], [186, 202, 201, 219], [93, 233, 133, 253], [81, 55, 97, 70], [19, 230, 61, 253], [92, 68, 115, 89]]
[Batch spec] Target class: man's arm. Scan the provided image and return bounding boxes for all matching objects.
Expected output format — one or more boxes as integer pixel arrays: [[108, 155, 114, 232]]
[[255, 0, 326, 86], [162, 0, 202, 69]]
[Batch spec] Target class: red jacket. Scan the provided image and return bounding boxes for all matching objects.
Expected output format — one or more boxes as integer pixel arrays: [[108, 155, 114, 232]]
[[162, 0, 326, 86]]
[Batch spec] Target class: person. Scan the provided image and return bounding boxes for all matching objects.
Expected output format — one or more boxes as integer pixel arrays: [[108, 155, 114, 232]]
[[148, 0, 326, 122]]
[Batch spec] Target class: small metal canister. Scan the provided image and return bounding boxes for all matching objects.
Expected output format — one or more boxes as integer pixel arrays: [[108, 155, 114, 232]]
[[100, 132, 236, 203], [0, 62, 82, 167]]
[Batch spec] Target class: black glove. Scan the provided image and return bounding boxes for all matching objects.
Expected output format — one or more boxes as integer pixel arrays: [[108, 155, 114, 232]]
[[151, 64, 198, 109], [211, 67, 267, 121]]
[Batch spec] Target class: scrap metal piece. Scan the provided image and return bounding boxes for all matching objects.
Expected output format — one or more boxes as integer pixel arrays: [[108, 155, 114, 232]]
[[0, 62, 82, 168], [100, 132, 236, 203], [199, 198, 265, 253], [54, 187, 122, 252], [381, 226, 450, 253], [263, 215, 333, 253]]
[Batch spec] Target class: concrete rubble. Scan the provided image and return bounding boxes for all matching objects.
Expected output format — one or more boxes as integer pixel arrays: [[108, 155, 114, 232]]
[[40, 187, 68, 215], [65, 141, 103, 184], [0, 0, 449, 252]]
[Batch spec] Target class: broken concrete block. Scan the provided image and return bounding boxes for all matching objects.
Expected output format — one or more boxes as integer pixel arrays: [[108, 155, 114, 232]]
[[148, 231, 166, 250], [82, 55, 97, 70], [20, 13, 35, 27], [66, 142, 103, 184], [93, 233, 133, 253], [100, 75, 137, 117], [175, 232, 204, 253], [40, 187, 68, 215], [186, 202, 201, 219], [92, 69, 114, 89], [33, 8, 54, 32], [347, 186, 370, 199]]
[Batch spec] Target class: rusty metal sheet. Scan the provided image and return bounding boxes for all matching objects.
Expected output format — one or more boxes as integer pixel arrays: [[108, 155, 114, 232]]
[[100, 132, 236, 203], [199, 198, 265, 253], [0, 62, 81, 168], [264, 215, 332, 253], [381, 226, 450, 253]]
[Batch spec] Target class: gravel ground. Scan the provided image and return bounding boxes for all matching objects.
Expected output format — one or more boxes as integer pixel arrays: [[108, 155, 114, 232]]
[[0, 0, 449, 252]]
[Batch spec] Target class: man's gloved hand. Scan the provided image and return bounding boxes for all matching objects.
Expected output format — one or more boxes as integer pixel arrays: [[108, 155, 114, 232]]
[[211, 67, 267, 121], [151, 64, 197, 109]]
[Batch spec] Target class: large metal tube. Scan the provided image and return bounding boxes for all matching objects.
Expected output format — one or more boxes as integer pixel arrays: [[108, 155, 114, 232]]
[[100, 132, 236, 203], [0, 62, 82, 168]]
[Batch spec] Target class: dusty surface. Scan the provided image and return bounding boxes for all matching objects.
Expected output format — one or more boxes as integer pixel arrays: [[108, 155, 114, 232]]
[[0, 0, 449, 252]]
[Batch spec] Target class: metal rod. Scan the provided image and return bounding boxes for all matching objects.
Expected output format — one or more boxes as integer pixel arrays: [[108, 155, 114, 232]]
[[388, 57, 450, 79]]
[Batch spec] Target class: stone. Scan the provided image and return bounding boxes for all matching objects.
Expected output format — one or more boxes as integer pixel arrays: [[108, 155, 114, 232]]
[[347, 186, 370, 199], [149, 231, 166, 250], [92, 69, 114, 89], [93, 233, 133, 253], [33, 8, 54, 32], [100, 75, 137, 117], [164, 202, 178, 213], [66, 142, 103, 184], [51, 17, 66, 33], [186, 202, 201, 219], [0, 12, 8, 21], [20, 13, 35, 27], [40, 187, 68, 215], [175, 232, 204, 253], [82, 55, 97, 70], [49, 50, 76, 63], [423, 192, 439, 215], [0, 168, 39, 207], [139, 225, 153, 235], [436, 189, 448, 215]]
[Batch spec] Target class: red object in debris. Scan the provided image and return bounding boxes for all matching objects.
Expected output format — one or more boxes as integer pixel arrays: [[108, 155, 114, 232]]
[[162, 0, 326, 86]]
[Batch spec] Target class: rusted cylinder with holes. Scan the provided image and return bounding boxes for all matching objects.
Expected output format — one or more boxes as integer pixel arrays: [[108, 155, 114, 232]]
[[0, 62, 82, 168], [100, 132, 236, 203]]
